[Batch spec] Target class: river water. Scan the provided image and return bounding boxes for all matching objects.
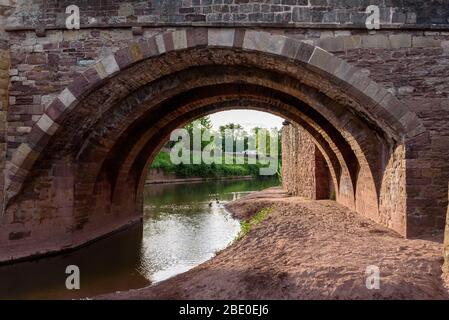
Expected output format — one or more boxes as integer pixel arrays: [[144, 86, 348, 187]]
[[0, 178, 279, 300]]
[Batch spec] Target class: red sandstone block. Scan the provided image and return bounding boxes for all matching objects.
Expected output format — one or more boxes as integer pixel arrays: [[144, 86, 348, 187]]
[[340, 78, 372, 109], [25, 53, 47, 65], [163, 32, 175, 52], [9, 169, 28, 183], [82, 67, 102, 89], [27, 125, 50, 153], [187, 28, 208, 47], [67, 74, 91, 99], [45, 99, 66, 123], [400, 112, 426, 138], [281, 38, 300, 59], [309, 47, 344, 77], [375, 103, 404, 130], [129, 43, 144, 62], [233, 29, 246, 48], [381, 94, 407, 121], [8, 105, 44, 115], [138, 37, 159, 58], [114, 48, 133, 70], [406, 131, 431, 150], [333, 64, 360, 92], [16, 151, 38, 173]]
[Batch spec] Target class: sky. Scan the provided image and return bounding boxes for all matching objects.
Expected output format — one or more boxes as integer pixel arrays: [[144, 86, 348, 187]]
[[208, 110, 285, 131]]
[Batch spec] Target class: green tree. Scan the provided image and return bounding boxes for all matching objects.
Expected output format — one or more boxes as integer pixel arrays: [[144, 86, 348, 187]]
[[184, 116, 213, 151], [219, 123, 244, 153], [251, 126, 261, 151]]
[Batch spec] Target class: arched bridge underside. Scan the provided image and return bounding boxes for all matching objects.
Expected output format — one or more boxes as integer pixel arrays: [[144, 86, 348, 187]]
[[0, 29, 442, 262]]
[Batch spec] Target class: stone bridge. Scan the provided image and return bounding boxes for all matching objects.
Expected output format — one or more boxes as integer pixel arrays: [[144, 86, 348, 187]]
[[0, 0, 448, 263]]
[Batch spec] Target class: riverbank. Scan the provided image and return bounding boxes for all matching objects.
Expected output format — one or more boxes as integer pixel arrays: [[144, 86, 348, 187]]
[[146, 173, 254, 185], [100, 188, 449, 300]]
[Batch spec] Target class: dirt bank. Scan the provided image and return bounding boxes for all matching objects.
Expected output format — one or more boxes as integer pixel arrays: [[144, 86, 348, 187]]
[[100, 188, 449, 300]]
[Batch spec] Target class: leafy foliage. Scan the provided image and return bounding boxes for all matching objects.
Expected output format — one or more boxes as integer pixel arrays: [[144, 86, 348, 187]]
[[150, 151, 268, 177], [152, 119, 283, 178]]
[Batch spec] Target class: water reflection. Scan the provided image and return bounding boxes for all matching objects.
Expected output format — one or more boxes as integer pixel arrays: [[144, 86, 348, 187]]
[[0, 178, 279, 299]]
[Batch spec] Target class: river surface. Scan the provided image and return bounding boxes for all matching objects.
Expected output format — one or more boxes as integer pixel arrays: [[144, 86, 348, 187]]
[[0, 178, 279, 299]]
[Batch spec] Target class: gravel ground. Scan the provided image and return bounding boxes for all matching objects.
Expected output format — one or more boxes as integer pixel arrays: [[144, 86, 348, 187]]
[[99, 188, 449, 300]]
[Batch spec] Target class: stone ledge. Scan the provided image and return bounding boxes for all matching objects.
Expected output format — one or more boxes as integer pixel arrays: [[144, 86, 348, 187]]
[[7, 22, 449, 32]]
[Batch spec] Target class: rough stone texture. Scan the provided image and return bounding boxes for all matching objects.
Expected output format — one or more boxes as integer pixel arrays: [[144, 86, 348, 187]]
[[6, 0, 449, 28], [444, 183, 449, 274], [281, 123, 332, 200], [282, 123, 315, 199], [315, 143, 332, 200], [0, 1, 11, 215], [402, 99, 449, 235], [334, 46, 449, 99]]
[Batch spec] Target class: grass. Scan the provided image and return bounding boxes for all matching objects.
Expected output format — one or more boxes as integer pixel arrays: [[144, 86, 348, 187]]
[[234, 207, 273, 242], [151, 151, 176, 171]]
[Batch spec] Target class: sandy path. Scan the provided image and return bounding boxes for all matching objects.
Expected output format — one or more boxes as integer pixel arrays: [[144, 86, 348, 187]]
[[100, 188, 449, 300]]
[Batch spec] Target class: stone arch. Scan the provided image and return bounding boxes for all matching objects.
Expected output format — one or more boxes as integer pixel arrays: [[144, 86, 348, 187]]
[[0, 29, 427, 261], [6, 30, 422, 196]]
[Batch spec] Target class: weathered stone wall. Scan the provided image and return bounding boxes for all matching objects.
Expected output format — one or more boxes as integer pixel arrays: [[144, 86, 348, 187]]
[[405, 99, 449, 234], [281, 123, 331, 200], [315, 147, 332, 200], [444, 184, 449, 274], [327, 38, 449, 235], [282, 123, 315, 198], [281, 122, 408, 235], [6, 0, 449, 28], [5, 27, 144, 156], [0, 0, 11, 214]]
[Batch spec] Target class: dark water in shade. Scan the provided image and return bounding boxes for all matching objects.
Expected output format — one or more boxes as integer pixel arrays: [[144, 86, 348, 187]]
[[0, 178, 279, 300]]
